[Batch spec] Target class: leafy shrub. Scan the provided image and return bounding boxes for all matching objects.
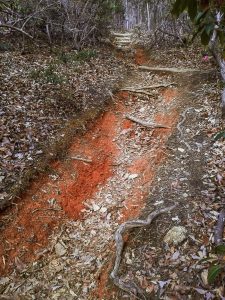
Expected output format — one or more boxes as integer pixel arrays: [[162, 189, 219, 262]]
[[57, 49, 97, 64], [30, 64, 65, 84], [75, 49, 97, 61]]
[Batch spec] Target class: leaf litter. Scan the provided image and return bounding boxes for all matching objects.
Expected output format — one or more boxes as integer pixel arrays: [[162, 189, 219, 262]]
[[0, 46, 224, 300]]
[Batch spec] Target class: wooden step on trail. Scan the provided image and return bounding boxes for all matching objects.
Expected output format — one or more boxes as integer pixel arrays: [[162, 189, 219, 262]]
[[111, 31, 133, 50]]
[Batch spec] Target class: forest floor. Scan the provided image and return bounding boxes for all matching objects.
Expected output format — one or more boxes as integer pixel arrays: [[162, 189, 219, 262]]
[[0, 45, 225, 300]]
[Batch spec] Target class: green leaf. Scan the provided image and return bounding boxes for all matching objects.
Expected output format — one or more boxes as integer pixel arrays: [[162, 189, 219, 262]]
[[201, 28, 210, 45], [208, 264, 223, 284], [205, 23, 214, 36], [213, 131, 225, 141], [215, 245, 225, 255], [195, 9, 209, 25], [188, 0, 198, 21]]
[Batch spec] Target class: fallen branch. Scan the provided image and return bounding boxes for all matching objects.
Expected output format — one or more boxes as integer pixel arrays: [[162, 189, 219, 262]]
[[0, 24, 34, 39], [214, 208, 225, 246], [126, 115, 170, 129], [122, 82, 176, 91], [138, 66, 201, 73], [71, 156, 92, 163], [110, 204, 177, 298]]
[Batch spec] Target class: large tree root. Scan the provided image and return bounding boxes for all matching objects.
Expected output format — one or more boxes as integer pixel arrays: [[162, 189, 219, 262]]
[[110, 204, 177, 299], [214, 208, 225, 246]]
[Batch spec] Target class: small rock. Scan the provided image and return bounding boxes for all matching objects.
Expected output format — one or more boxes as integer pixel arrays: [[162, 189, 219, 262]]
[[100, 206, 107, 213], [129, 174, 138, 180], [55, 242, 67, 257], [164, 226, 187, 245], [178, 147, 185, 153], [92, 204, 100, 211]]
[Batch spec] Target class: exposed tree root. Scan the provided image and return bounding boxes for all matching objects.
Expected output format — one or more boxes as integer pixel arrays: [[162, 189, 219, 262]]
[[121, 89, 154, 96], [70, 156, 92, 163], [110, 204, 177, 299], [122, 82, 176, 91], [126, 115, 170, 129], [138, 66, 201, 73], [177, 108, 195, 151], [215, 208, 225, 246]]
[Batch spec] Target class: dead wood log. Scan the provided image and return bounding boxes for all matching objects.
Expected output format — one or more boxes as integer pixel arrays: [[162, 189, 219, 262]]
[[126, 115, 170, 129], [110, 204, 177, 298], [214, 208, 225, 246]]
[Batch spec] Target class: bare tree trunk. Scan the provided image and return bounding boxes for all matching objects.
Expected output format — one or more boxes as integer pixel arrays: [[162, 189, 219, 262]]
[[209, 12, 225, 118]]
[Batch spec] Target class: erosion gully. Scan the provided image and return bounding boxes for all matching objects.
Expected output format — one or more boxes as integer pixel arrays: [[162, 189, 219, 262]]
[[0, 49, 182, 298]]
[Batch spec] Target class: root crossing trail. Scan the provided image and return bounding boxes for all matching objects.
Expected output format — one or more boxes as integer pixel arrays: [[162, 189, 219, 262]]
[[0, 51, 209, 299]]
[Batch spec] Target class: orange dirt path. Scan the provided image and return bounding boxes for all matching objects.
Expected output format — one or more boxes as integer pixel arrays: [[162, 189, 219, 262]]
[[0, 106, 122, 275], [0, 90, 178, 278], [0, 50, 180, 295]]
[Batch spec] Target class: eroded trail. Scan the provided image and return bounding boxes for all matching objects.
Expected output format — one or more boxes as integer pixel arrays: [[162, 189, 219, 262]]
[[0, 52, 206, 299]]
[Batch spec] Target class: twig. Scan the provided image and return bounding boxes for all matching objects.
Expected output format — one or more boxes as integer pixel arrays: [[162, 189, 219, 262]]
[[126, 115, 170, 129], [122, 82, 176, 91], [215, 208, 225, 246], [110, 204, 177, 299], [70, 156, 92, 163]]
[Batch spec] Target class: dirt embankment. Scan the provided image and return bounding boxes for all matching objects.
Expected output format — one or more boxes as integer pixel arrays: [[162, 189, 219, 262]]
[[0, 47, 127, 211]]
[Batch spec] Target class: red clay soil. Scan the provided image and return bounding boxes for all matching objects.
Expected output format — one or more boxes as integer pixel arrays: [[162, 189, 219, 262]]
[[161, 87, 178, 103], [0, 109, 120, 275], [134, 48, 149, 65]]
